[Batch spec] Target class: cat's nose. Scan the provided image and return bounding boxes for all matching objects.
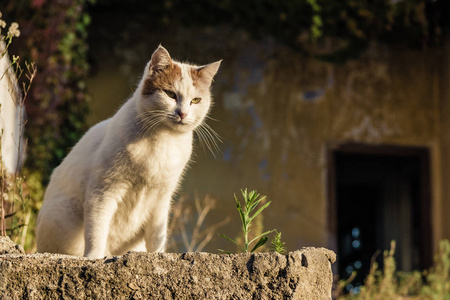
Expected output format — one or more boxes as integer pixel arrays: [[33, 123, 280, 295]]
[[177, 111, 188, 120]]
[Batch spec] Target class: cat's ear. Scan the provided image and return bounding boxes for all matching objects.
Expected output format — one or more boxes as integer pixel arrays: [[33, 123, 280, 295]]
[[195, 60, 222, 87], [149, 45, 172, 72]]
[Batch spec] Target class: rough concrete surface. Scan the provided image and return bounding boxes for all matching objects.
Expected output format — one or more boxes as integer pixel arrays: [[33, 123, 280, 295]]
[[0, 236, 24, 255], [0, 237, 336, 299]]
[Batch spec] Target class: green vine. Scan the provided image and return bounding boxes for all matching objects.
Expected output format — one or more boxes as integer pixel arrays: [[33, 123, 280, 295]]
[[7, 0, 94, 182], [91, 0, 449, 62], [306, 0, 323, 40]]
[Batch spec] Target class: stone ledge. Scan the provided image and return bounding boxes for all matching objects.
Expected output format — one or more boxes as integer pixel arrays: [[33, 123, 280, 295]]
[[0, 236, 25, 255], [0, 237, 336, 299]]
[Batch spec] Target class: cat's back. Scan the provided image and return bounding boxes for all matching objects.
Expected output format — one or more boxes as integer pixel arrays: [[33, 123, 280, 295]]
[[45, 118, 111, 197], [61, 118, 109, 167]]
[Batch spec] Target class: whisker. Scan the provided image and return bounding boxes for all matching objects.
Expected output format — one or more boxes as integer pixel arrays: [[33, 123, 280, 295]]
[[203, 123, 223, 143], [147, 117, 165, 137], [137, 114, 165, 138], [194, 122, 222, 158], [200, 125, 221, 153], [135, 111, 222, 158], [137, 110, 166, 123], [194, 127, 207, 152], [205, 115, 220, 122], [202, 128, 221, 155], [198, 127, 215, 156]]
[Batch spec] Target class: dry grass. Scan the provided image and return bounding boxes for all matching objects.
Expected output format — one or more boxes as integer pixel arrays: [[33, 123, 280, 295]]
[[336, 240, 450, 300], [167, 194, 230, 253]]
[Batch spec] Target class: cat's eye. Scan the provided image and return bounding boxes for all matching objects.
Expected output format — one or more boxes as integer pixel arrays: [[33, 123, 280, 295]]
[[191, 98, 201, 104], [164, 90, 177, 100]]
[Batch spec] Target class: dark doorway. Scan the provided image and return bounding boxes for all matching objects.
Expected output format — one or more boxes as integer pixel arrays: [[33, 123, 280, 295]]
[[328, 144, 432, 293]]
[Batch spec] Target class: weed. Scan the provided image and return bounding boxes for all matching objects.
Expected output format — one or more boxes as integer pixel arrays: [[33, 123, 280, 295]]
[[270, 230, 286, 254], [219, 189, 275, 254], [336, 240, 450, 300]]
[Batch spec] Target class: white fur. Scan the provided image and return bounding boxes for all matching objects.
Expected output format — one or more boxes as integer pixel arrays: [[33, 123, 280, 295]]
[[36, 46, 220, 258]]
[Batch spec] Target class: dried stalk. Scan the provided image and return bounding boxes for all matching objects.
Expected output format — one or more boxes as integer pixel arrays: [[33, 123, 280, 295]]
[[168, 194, 230, 253]]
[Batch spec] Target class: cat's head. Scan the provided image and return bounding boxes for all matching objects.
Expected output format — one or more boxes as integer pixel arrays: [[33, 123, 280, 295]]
[[137, 45, 221, 134]]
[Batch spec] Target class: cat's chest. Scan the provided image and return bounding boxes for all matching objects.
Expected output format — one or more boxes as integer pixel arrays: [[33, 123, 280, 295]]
[[126, 134, 192, 180]]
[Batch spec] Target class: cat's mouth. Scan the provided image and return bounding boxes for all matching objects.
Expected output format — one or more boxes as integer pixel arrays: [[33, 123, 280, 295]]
[[171, 116, 190, 125], [166, 114, 194, 130], [170, 118, 192, 129], [174, 119, 186, 125]]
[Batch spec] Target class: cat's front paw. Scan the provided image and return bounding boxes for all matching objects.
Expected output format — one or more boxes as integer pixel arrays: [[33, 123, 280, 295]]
[[84, 249, 106, 259]]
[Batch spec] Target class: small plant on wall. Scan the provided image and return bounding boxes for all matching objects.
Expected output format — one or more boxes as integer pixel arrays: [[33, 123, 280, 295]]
[[270, 230, 286, 254], [219, 189, 284, 254]]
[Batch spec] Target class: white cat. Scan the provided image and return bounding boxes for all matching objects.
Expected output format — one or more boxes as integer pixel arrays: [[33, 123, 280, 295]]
[[36, 46, 221, 258]]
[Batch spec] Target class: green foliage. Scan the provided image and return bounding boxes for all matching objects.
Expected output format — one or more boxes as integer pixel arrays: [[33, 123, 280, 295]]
[[422, 240, 450, 298], [219, 189, 274, 253], [3, 0, 94, 251], [106, 0, 450, 62], [306, 0, 323, 40], [270, 230, 286, 254], [7, 0, 93, 186], [337, 240, 450, 300]]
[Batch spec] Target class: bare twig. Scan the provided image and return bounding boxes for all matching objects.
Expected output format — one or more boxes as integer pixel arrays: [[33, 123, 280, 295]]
[[168, 194, 230, 253]]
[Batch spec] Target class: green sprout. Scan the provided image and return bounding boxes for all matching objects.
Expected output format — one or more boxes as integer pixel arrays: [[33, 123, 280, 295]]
[[270, 230, 286, 254], [219, 189, 274, 253]]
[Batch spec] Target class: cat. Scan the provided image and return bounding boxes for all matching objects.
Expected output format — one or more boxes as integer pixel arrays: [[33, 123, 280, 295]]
[[36, 45, 221, 258]]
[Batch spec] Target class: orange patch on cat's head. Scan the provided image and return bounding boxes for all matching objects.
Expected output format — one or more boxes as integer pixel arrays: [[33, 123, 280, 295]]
[[142, 46, 182, 96], [142, 63, 182, 96]]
